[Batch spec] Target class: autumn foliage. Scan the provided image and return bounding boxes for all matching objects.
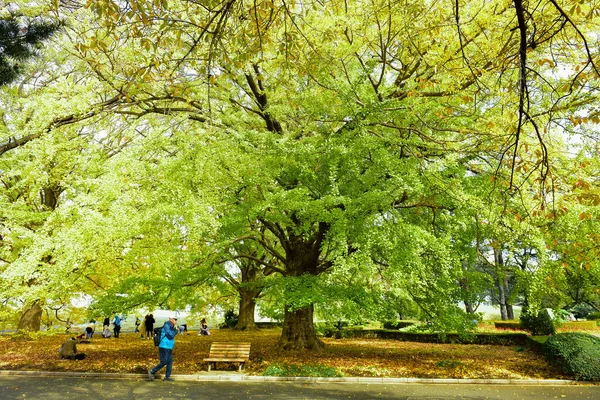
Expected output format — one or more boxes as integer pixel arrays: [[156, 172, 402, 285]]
[[0, 329, 569, 379]]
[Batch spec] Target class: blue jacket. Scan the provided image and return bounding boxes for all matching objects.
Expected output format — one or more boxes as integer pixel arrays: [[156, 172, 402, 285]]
[[113, 315, 121, 326], [158, 321, 178, 350]]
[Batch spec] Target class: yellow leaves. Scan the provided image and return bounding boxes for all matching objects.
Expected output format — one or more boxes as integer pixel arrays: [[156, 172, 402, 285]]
[[537, 59, 555, 68], [574, 179, 590, 190], [0, 330, 577, 379]]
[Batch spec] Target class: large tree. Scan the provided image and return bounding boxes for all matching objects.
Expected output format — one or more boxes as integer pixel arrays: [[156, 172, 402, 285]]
[[2, 0, 599, 346]]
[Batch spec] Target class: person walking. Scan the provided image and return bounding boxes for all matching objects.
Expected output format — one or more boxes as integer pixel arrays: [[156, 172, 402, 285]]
[[148, 316, 178, 382], [112, 312, 121, 338], [144, 313, 155, 340]]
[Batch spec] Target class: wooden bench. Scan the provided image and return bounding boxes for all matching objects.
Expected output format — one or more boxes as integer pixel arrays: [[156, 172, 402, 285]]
[[204, 342, 251, 372]]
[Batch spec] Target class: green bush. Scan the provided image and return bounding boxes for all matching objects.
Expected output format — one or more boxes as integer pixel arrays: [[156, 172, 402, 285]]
[[543, 333, 600, 381], [263, 363, 343, 377], [221, 310, 238, 329], [586, 312, 600, 321], [520, 309, 555, 335]]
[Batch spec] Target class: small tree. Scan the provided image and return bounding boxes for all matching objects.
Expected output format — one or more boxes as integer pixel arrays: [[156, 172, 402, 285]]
[[520, 308, 555, 335]]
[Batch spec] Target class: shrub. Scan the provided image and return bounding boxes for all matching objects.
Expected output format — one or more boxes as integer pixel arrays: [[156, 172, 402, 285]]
[[586, 312, 600, 321], [221, 310, 238, 329], [263, 363, 343, 377], [543, 333, 600, 381], [493, 321, 522, 330], [569, 304, 596, 320], [520, 309, 555, 335]]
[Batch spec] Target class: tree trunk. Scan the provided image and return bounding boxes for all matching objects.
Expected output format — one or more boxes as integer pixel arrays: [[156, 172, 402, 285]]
[[464, 302, 475, 314], [235, 288, 259, 330], [506, 304, 515, 320], [278, 304, 323, 350], [17, 302, 43, 332], [494, 248, 509, 320], [498, 285, 508, 321]]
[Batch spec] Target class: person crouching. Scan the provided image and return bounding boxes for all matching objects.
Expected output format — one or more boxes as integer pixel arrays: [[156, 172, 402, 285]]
[[59, 337, 86, 360]]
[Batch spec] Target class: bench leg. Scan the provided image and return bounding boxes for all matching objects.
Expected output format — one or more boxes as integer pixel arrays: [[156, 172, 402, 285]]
[[207, 363, 212, 372], [239, 362, 244, 372]]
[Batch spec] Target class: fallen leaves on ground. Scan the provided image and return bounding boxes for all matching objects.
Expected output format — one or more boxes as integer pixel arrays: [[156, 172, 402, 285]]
[[0, 329, 569, 379]]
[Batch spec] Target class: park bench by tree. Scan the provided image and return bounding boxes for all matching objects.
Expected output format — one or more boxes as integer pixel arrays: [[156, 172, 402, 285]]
[[204, 342, 251, 372]]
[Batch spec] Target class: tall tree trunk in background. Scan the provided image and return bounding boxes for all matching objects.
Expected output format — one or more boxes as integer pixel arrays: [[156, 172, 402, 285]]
[[17, 301, 42, 332], [460, 260, 476, 314], [507, 304, 515, 320], [235, 286, 261, 330], [494, 248, 508, 320]]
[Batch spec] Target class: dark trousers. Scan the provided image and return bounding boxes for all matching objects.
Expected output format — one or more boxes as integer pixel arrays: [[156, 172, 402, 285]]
[[114, 325, 121, 338], [63, 353, 85, 360], [150, 347, 173, 378]]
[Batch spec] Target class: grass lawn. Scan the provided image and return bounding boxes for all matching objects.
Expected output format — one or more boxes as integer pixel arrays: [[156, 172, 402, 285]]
[[0, 328, 571, 379]]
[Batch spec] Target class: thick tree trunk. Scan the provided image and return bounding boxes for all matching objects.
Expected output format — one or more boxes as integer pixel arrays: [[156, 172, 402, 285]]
[[278, 304, 323, 350], [235, 289, 259, 330], [17, 302, 43, 332]]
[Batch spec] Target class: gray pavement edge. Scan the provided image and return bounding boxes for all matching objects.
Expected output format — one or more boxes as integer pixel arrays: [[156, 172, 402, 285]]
[[0, 370, 586, 385]]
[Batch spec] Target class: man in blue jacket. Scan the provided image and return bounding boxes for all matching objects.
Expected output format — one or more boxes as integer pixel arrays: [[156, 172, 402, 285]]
[[112, 313, 121, 338], [148, 316, 178, 382]]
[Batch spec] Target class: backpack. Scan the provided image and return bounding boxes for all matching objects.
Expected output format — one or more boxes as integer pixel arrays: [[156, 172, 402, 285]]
[[153, 327, 162, 346]]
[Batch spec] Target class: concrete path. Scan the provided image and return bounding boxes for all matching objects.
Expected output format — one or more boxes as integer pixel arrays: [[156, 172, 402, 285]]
[[0, 373, 598, 400]]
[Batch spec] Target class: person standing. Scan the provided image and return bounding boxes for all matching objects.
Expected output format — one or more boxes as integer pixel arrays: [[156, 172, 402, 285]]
[[145, 313, 155, 340], [139, 317, 147, 339], [135, 316, 141, 333], [113, 312, 121, 338], [148, 316, 178, 382]]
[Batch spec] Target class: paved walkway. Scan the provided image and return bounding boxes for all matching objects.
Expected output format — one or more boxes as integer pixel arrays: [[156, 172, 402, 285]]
[[0, 369, 580, 385], [0, 373, 599, 400]]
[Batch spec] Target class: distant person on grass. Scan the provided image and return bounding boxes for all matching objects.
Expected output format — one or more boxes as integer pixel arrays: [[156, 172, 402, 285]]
[[113, 312, 121, 338], [148, 316, 178, 382], [198, 318, 210, 335], [85, 324, 94, 339], [101, 325, 111, 338], [145, 314, 155, 340], [58, 337, 85, 360], [140, 317, 147, 338]]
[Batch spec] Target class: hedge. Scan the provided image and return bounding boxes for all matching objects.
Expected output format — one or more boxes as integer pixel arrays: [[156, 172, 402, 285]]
[[383, 321, 417, 330], [493, 321, 522, 330], [323, 329, 530, 345], [543, 333, 600, 381], [556, 321, 598, 331]]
